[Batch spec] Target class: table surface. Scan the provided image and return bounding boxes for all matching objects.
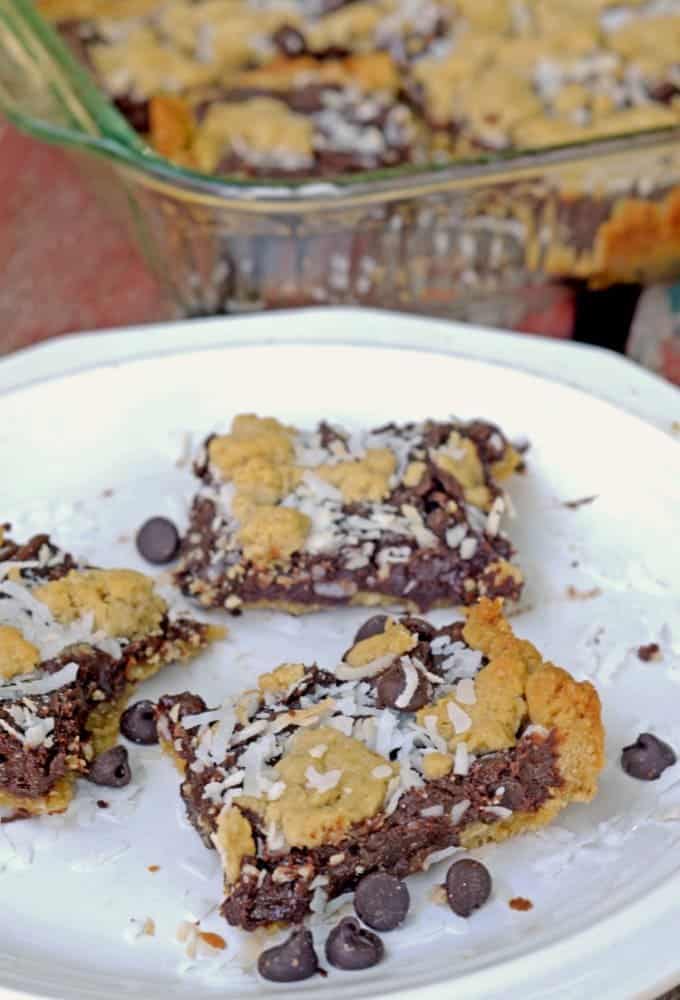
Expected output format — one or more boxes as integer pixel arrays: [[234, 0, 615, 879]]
[[0, 120, 169, 355]]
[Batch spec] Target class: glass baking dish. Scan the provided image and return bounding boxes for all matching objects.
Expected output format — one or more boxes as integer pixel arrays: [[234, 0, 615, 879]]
[[1, 0, 680, 331]]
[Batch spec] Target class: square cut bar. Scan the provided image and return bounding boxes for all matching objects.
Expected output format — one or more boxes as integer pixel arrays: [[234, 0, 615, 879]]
[[0, 526, 223, 820], [157, 598, 604, 930], [175, 413, 525, 614]]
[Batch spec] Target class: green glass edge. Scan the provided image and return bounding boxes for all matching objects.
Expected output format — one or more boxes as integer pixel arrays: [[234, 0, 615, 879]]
[[1, 0, 679, 196]]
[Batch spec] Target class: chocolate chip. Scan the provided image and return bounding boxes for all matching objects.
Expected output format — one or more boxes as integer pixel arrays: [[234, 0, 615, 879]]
[[86, 746, 131, 787], [135, 516, 180, 564], [425, 508, 450, 537], [272, 24, 307, 56], [621, 732, 676, 780], [445, 859, 492, 917], [113, 95, 150, 133], [637, 643, 661, 662], [325, 917, 384, 970], [376, 661, 431, 712], [120, 700, 158, 745], [257, 928, 319, 982], [399, 616, 436, 641], [354, 615, 390, 643], [499, 779, 526, 811], [354, 872, 410, 931]]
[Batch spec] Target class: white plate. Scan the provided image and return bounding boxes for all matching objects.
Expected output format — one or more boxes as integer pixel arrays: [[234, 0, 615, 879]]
[[1, 310, 679, 1000]]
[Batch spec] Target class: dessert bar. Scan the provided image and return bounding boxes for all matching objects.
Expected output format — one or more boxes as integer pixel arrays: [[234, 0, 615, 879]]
[[0, 526, 222, 820], [175, 413, 524, 614], [157, 598, 604, 929]]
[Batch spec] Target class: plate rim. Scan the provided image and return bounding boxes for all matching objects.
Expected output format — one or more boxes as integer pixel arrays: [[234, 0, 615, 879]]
[[1, 308, 677, 434]]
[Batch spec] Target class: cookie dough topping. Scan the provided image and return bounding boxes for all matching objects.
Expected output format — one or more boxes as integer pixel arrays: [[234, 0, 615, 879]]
[[0, 625, 40, 680], [33, 569, 167, 640]]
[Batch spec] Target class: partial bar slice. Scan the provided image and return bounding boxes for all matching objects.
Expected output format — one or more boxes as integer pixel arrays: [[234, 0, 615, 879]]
[[158, 598, 604, 930], [175, 413, 524, 614], [0, 527, 223, 820]]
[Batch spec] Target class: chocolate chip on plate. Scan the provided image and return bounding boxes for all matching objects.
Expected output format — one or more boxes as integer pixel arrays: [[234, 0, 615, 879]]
[[637, 643, 661, 662], [445, 859, 492, 917], [375, 661, 431, 712], [86, 746, 131, 787], [354, 872, 410, 931], [621, 732, 677, 780], [135, 516, 180, 564], [257, 928, 319, 982], [120, 700, 158, 745], [354, 614, 390, 644], [325, 917, 384, 970]]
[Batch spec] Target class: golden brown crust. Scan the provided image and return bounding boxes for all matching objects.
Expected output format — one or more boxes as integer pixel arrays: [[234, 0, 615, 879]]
[[0, 776, 74, 818], [463, 598, 605, 802]]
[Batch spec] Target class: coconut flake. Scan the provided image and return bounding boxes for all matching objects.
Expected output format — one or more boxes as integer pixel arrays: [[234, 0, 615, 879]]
[[335, 653, 396, 681], [486, 496, 505, 537], [372, 764, 393, 779], [2, 705, 55, 749], [327, 715, 354, 736], [450, 799, 471, 824], [423, 714, 448, 752], [430, 635, 453, 655], [447, 701, 472, 735], [453, 742, 470, 775], [394, 660, 419, 709], [455, 678, 476, 705], [375, 708, 398, 758], [267, 781, 286, 801], [182, 709, 224, 730], [523, 723, 549, 739], [0, 661, 79, 701], [420, 804, 445, 818], [308, 743, 327, 759], [266, 821, 287, 853], [195, 704, 236, 765], [445, 524, 467, 549], [0, 581, 122, 660], [400, 504, 437, 548], [459, 537, 478, 560], [439, 644, 484, 679], [305, 766, 342, 792], [484, 805, 513, 819]]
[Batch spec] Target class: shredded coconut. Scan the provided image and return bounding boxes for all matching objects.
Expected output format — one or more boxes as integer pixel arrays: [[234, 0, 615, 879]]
[[447, 701, 472, 735], [450, 799, 471, 825], [0, 661, 79, 701], [453, 742, 470, 775], [305, 766, 342, 792], [394, 660, 420, 709], [455, 678, 477, 705]]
